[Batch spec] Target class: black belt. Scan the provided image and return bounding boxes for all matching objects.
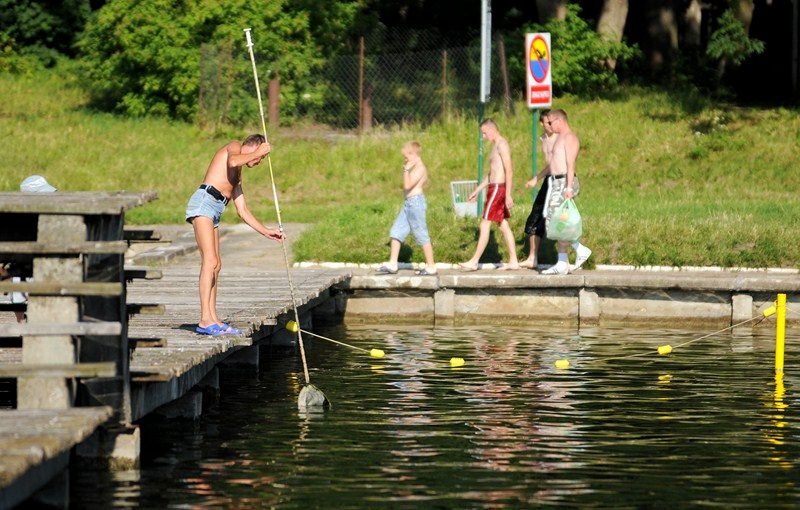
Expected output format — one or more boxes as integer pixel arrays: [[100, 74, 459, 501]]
[[199, 184, 229, 205], [551, 174, 577, 179]]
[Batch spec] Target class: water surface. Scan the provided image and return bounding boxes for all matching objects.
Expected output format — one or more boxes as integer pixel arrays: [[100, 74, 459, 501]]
[[72, 324, 799, 508]]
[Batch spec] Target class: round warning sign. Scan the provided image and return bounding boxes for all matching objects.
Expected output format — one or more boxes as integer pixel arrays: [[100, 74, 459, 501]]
[[525, 32, 552, 108], [529, 35, 550, 83]]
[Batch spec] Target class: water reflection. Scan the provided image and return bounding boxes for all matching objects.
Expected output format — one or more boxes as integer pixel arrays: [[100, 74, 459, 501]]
[[70, 324, 799, 508]]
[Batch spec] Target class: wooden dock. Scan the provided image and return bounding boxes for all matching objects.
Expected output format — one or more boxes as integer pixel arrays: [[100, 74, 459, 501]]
[[0, 192, 350, 508], [124, 266, 350, 420]]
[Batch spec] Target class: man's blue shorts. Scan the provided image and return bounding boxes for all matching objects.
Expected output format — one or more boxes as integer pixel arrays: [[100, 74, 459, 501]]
[[185, 188, 226, 228], [389, 194, 431, 245]]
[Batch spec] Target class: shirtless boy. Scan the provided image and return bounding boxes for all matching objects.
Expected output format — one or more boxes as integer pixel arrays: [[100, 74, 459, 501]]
[[460, 118, 520, 271], [186, 134, 284, 336], [540, 109, 592, 275], [376, 141, 437, 276]]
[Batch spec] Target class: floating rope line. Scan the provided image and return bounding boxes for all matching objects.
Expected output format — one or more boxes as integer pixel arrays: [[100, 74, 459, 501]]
[[285, 321, 465, 367], [556, 315, 765, 369]]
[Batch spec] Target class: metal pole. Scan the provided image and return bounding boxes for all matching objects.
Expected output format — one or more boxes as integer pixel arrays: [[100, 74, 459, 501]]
[[478, 0, 491, 216], [477, 103, 485, 215], [531, 109, 538, 199], [793, 0, 798, 97]]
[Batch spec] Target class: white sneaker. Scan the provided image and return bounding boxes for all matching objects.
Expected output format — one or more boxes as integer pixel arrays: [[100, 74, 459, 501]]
[[542, 261, 569, 275], [572, 245, 592, 271]]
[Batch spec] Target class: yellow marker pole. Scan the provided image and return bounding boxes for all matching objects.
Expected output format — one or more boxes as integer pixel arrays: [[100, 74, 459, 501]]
[[775, 293, 787, 376]]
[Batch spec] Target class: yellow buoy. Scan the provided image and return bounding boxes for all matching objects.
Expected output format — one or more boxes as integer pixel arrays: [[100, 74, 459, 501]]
[[286, 320, 299, 333], [554, 359, 570, 369], [657, 345, 673, 355], [763, 304, 777, 318], [370, 348, 385, 358], [450, 357, 465, 367]]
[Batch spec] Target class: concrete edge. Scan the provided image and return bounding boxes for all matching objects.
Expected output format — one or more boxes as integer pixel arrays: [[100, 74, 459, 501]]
[[296, 260, 799, 274]]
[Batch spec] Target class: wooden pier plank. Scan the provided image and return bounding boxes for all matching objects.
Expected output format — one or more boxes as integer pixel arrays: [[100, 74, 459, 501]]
[[0, 407, 112, 507], [0, 281, 123, 297], [0, 241, 129, 255]]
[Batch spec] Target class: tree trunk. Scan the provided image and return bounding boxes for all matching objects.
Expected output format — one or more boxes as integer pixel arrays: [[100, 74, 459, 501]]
[[683, 0, 702, 48], [597, 0, 629, 70], [735, 0, 755, 34], [536, 0, 566, 22], [268, 77, 279, 127], [645, 0, 679, 72]]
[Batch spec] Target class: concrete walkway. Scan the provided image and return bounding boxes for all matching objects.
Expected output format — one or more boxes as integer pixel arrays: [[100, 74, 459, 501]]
[[124, 223, 799, 327]]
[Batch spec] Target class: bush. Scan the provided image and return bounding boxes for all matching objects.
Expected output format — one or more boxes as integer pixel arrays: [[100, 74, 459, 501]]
[[78, 0, 355, 122], [706, 10, 765, 69]]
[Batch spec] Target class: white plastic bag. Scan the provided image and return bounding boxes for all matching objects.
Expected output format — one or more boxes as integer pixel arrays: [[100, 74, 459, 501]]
[[546, 199, 582, 241]]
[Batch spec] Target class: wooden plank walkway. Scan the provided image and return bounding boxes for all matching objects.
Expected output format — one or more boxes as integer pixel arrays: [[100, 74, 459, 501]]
[[124, 265, 350, 420], [0, 407, 112, 510]]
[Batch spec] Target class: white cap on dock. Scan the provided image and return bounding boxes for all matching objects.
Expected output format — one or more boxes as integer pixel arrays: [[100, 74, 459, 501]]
[[20, 175, 57, 193]]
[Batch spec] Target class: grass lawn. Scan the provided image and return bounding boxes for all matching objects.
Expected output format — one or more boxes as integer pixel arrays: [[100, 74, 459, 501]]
[[2, 66, 799, 268]]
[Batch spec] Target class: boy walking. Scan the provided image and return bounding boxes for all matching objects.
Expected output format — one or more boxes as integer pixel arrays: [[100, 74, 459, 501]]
[[186, 134, 284, 336], [377, 141, 437, 276], [460, 119, 520, 271]]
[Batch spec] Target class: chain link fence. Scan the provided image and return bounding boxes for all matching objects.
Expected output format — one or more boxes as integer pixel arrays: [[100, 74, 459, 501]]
[[199, 35, 519, 131]]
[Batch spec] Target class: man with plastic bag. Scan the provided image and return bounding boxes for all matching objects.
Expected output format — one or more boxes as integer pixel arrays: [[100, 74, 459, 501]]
[[541, 109, 592, 275]]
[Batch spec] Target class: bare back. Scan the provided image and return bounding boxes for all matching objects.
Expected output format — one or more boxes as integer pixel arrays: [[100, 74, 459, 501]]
[[200, 141, 243, 200]]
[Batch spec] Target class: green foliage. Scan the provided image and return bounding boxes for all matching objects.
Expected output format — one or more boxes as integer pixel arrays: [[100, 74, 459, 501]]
[[3, 68, 800, 268], [706, 10, 765, 66], [0, 31, 42, 74], [0, 0, 91, 61], [78, 0, 359, 122], [522, 4, 639, 96]]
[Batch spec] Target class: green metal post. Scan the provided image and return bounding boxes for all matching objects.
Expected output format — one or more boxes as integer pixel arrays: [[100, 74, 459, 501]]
[[531, 108, 538, 200], [477, 102, 485, 216]]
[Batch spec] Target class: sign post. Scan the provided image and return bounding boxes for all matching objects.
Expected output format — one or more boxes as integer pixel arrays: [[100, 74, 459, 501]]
[[525, 32, 552, 197], [477, 0, 491, 215]]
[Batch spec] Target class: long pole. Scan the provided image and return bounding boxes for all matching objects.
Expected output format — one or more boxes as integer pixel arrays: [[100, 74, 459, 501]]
[[244, 28, 310, 386]]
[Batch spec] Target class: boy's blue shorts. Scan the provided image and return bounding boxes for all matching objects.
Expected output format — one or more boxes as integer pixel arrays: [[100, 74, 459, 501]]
[[389, 194, 431, 245]]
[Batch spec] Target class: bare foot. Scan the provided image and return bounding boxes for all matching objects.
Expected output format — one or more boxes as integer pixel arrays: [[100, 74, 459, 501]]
[[459, 262, 478, 272], [496, 263, 521, 271]]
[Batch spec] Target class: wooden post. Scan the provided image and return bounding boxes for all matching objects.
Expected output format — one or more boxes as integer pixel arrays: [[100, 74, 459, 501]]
[[268, 76, 280, 127], [441, 49, 449, 121], [358, 37, 365, 132], [497, 37, 514, 114], [362, 83, 373, 131]]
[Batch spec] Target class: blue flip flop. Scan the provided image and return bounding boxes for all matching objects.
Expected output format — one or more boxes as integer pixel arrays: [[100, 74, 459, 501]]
[[196, 323, 224, 336], [220, 323, 242, 335]]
